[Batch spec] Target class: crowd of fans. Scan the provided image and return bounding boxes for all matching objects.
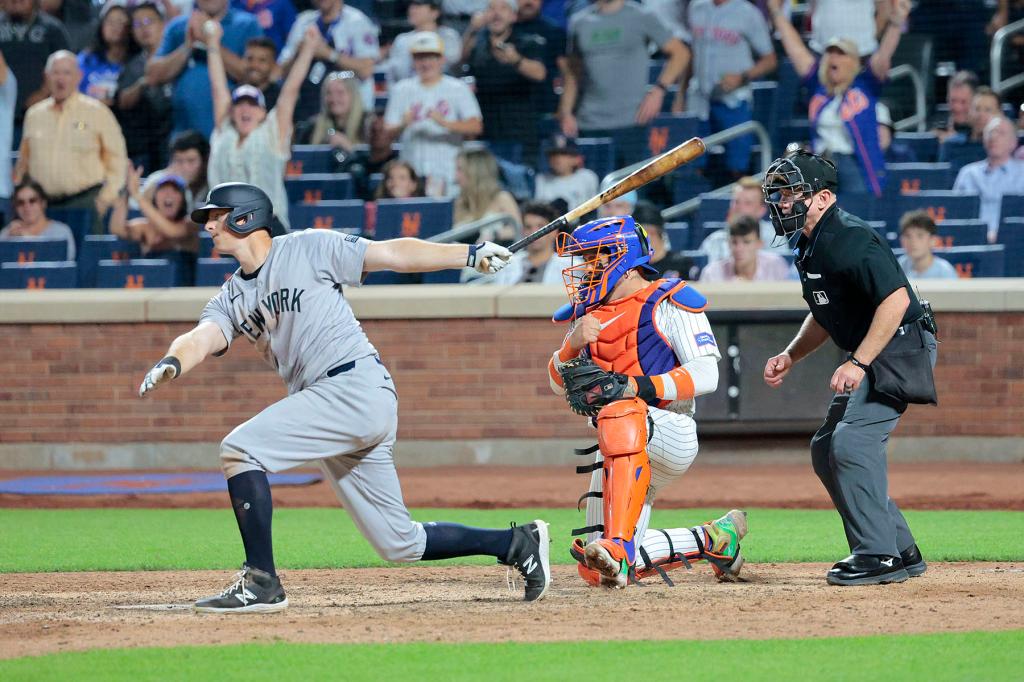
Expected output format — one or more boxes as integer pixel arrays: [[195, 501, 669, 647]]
[[1, 0, 1023, 287]]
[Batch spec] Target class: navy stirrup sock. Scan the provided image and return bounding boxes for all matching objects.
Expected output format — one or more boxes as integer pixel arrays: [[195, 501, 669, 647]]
[[421, 522, 514, 560], [226, 470, 277, 577]]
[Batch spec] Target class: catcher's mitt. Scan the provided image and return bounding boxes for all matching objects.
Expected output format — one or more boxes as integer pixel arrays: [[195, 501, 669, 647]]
[[559, 357, 631, 416]]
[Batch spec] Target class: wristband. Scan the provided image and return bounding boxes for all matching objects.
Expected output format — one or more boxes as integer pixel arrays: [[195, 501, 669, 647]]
[[466, 243, 481, 267], [740, 72, 750, 85], [631, 375, 657, 403], [651, 82, 668, 94], [158, 356, 182, 378], [848, 355, 870, 371]]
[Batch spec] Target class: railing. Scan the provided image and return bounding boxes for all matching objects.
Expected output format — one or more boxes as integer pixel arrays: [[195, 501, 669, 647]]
[[887, 64, 927, 132], [601, 120, 773, 189], [991, 18, 1024, 96], [426, 213, 517, 244]]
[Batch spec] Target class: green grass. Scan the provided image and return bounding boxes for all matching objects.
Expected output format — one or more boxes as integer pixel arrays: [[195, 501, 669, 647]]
[[1, 508, 1021, 572], [2, 631, 1022, 681]]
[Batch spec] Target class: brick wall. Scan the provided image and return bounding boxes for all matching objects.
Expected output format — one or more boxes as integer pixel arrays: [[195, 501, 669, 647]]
[[0, 313, 1019, 443]]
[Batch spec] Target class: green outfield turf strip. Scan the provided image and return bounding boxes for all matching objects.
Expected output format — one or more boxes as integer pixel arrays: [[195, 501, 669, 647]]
[[0, 508, 1021, 572], [1, 631, 1022, 681]]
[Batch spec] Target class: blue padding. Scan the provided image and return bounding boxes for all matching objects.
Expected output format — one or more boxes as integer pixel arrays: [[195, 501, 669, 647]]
[[374, 198, 453, 240], [0, 261, 77, 289], [0, 238, 69, 264], [0, 472, 322, 495], [670, 281, 707, 310]]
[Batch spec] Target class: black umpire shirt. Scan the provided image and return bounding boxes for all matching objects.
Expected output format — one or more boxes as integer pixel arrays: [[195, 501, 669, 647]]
[[795, 204, 923, 353]]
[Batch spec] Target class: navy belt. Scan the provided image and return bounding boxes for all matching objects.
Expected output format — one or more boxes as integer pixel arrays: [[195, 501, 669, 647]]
[[326, 360, 357, 377]]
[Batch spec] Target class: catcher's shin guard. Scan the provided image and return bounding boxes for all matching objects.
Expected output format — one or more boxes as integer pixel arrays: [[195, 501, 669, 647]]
[[593, 398, 651, 568]]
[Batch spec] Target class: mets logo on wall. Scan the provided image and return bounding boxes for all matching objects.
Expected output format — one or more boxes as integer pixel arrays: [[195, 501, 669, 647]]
[[813, 291, 829, 305]]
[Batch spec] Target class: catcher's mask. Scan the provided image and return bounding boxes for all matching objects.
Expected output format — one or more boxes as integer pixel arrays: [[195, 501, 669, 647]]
[[555, 216, 657, 321], [190, 182, 274, 235], [762, 150, 837, 238]]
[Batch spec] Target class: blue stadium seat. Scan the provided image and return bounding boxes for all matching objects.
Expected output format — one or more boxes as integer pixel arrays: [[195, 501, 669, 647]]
[[884, 163, 953, 195], [0, 261, 77, 289], [374, 198, 454, 240], [79, 235, 141, 287], [997, 217, 1024, 276], [284, 173, 355, 204], [932, 245, 1005, 278], [932, 219, 989, 248], [576, 137, 616, 179], [938, 140, 985, 174], [367, 172, 384, 196], [694, 194, 731, 231], [289, 200, 365, 233], [883, 191, 980, 226], [750, 81, 779, 136], [288, 145, 334, 176], [662, 221, 689, 252], [892, 132, 939, 163], [774, 58, 804, 122], [837, 193, 876, 222], [48, 207, 95, 250], [194, 257, 238, 286], [694, 220, 726, 250], [671, 171, 712, 205], [644, 114, 700, 159], [422, 270, 462, 284], [0, 238, 69, 264], [485, 140, 524, 165], [95, 258, 177, 288], [198, 232, 216, 258], [1001, 194, 1024, 222], [678, 250, 709, 279]]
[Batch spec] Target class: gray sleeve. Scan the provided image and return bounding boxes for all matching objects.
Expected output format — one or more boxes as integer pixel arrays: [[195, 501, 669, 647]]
[[744, 5, 774, 57], [309, 230, 370, 286], [198, 286, 241, 350], [637, 5, 673, 49]]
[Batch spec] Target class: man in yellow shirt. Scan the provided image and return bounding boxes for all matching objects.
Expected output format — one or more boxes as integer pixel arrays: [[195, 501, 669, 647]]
[[14, 50, 127, 232]]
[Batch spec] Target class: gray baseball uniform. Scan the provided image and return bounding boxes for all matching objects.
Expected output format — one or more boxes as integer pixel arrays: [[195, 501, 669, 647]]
[[199, 229, 426, 562]]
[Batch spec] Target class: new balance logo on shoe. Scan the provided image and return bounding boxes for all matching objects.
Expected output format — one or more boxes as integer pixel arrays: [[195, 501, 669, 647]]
[[522, 554, 538, 574], [234, 587, 257, 605]]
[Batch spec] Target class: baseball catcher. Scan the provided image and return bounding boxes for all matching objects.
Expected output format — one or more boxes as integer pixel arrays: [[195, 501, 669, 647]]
[[548, 215, 747, 588]]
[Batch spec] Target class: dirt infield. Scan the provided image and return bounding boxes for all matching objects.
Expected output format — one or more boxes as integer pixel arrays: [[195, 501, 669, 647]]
[[2, 563, 1022, 660], [2, 461, 1022, 510]]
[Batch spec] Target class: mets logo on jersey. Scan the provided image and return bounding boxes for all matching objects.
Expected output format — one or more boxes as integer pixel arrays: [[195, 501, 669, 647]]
[[813, 291, 829, 305]]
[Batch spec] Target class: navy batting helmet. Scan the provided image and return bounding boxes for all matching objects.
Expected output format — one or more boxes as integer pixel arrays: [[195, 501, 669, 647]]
[[190, 182, 273, 235]]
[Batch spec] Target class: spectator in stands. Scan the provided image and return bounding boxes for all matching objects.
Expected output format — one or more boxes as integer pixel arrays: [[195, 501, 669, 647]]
[[242, 36, 281, 109], [230, 0, 296, 53], [597, 189, 636, 219], [278, 0, 379, 124], [142, 130, 210, 210], [0, 0, 70, 131], [472, 200, 569, 283], [559, 0, 690, 167], [386, 0, 461, 84], [0, 50, 14, 207], [809, 0, 890, 57], [699, 214, 792, 282], [206, 21, 319, 232], [514, 0, 567, 115], [365, 107, 397, 175], [453, 146, 522, 242], [877, 102, 916, 163], [109, 164, 197, 256], [146, 0, 263, 137], [295, 70, 364, 147], [896, 210, 958, 280], [699, 176, 788, 262], [953, 116, 1024, 242], [768, 0, 911, 196], [383, 32, 483, 197], [534, 135, 598, 211], [939, 87, 1000, 172], [77, 0, 138, 108], [633, 199, 695, 280], [931, 70, 978, 144], [116, 0, 172, 172], [463, 0, 547, 164], [14, 50, 127, 227], [684, 0, 777, 180], [0, 179, 76, 259], [374, 159, 425, 199], [41, 0, 93, 52]]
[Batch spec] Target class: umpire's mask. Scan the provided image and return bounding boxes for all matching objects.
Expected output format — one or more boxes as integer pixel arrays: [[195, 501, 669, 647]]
[[762, 150, 838, 238]]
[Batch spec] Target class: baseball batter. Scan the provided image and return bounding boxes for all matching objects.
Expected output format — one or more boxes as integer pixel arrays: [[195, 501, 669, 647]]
[[139, 182, 550, 612], [548, 215, 747, 588]]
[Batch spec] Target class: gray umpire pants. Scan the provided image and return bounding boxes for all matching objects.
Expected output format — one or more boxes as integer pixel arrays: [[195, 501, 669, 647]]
[[810, 332, 938, 558]]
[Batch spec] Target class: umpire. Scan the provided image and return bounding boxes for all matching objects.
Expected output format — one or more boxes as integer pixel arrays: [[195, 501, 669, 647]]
[[760, 150, 938, 586]]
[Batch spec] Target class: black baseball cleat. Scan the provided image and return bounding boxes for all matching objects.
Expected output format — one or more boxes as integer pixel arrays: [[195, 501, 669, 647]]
[[826, 554, 910, 586], [194, 565, 289, 613], [501, 520, 551, 601], [900, 544, 927, 577]]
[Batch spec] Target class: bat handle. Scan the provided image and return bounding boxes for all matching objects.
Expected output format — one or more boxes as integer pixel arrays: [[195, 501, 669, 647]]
[[509, 216, 570, 254]]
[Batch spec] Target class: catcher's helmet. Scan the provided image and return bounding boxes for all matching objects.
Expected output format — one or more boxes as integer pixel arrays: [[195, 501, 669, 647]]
[[190, 182, 273, 235], [555, 215, 657, 320], [762, 149, 838, 238]]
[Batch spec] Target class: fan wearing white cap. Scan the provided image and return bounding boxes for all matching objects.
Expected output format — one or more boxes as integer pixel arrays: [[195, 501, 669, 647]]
[[205, 21, 321, 231]]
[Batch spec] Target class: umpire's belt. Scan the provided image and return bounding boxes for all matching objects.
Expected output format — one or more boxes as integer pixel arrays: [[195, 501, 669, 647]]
[[894, 318, 926, 337]]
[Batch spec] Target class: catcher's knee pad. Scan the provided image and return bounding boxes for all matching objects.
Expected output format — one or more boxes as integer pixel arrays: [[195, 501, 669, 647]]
[[596, 397, 651, 564]]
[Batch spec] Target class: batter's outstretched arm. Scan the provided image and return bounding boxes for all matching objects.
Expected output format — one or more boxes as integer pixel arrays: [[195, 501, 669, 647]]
[[139, 322, 227, 397], [363, 238, 511, 274]]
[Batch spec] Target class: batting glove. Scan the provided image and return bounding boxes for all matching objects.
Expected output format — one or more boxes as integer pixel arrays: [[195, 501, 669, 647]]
[[139, 357, 181, 398], [468, 242, 513, 274]]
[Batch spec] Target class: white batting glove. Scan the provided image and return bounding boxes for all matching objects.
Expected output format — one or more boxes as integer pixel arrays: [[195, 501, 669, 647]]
[[139, 358, 181, 397], [468, 242, 513, 274]]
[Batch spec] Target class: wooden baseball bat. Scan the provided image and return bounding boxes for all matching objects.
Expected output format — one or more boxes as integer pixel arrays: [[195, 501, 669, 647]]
[[508, 136, 707, 253]]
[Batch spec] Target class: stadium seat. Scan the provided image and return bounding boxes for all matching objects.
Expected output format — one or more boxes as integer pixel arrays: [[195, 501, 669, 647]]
[[576, 137, 616, 179], [0, 237, 69, 264], [95, 258, 177, 288], [48, 207, 95, 249], [644, 114, 701, 159], [0, 261, 77, 289], [883, 191, 980, 226], [79, 235, 141, 287], [997, 217, 1024, 276], [289, 200, 365, 233], [1001, 194, 1024, 222], [694, 194, 731, 231], [284, 173, 355, 204], [695, 220, 726, 249], [932, 220, 989, 248], [750, 81, 779, 137], [678, 250, 709, 280], [485, 140, 524, 165], [671, 171, 712, 205], [198, 232, 217, 258], [662, 221, 689, 252], [938, 140, 984, 174], [885, 163, 954, 195], [893, 132, 939, 163], [422, 269, 461, 284], [932, 245, 1005, 278], [194, 257, 238, 286], [287, 145, 335, 176], [374, 198, 454, 240]]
